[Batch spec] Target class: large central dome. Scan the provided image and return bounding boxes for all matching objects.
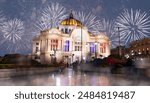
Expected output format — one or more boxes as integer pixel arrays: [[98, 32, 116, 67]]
[[60, 12, 82, 27]]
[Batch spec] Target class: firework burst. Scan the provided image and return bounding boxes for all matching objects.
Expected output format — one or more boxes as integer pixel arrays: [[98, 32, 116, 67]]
[[0, 19, 30, 53], [35, 2, 67, 31], [94, 19, 122, 48], [1, 19, 24, 43], [116, 9, 150, 45], [74, 11, 99, 34]]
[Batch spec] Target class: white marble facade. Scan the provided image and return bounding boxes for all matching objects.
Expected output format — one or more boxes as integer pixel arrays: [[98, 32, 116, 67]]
[[32, 13, 110, 64]]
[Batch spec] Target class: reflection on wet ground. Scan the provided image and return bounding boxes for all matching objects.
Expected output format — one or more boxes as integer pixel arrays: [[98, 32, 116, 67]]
[[0, 67, 150, 86]]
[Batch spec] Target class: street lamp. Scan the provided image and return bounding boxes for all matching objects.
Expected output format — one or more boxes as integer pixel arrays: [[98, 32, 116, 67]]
[[81, 26, 83, 63], [118, 27, 121, 57], [86, 43, 88, 48], [51, 18, 53, 28]]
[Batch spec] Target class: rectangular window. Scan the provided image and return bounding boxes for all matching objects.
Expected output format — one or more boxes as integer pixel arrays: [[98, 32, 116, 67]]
[[75, 46, 77, 51], [78, 46, 80, 51], [75, 42, 81, 45], [75, 46, 82, 51], [90, 43, 95, 53], [64, 40, 70, 52], [74, 42, 82, 51], [50, 39, 58, 51], [100, 48, 103, 53], [35, 47, 39, 53]]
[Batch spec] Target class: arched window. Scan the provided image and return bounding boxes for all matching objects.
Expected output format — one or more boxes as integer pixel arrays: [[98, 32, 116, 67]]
[[61, 29, 64, 33], [100, 43, 106, 53], [65, 28, 68, 33], [69, 29, 72, 33]]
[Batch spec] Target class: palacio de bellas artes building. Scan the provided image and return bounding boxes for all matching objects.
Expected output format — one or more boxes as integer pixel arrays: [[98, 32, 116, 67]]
[[32, 12, 110, 64]]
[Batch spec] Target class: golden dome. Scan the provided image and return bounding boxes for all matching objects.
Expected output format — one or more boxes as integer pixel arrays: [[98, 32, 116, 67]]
[[60, 12, 82, 26]]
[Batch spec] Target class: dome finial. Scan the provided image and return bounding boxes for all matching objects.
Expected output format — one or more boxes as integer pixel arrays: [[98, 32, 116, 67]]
[[69, 10, 73, 19], [60, 10, 82, 26]]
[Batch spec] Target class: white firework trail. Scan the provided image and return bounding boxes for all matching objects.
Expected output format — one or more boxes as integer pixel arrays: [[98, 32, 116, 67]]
[[0, 19, 30, 53], [94, 19, 123, 48], [0, 11, 6, 45], [74, 11, 99, 34], [0, 11, 6, 32], [1, 19, 24, 43], [35, 2, 67, 31], [116, 9, 150, 45]]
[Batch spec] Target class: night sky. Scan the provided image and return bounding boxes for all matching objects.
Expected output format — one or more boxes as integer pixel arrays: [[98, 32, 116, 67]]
[[0, 0, 150, 55], [0, 0, 150, 20]]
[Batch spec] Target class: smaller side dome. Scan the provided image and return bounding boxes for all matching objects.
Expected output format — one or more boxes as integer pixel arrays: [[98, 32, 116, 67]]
[[48, 28, 61, 35], [97, 32, 109, 40]]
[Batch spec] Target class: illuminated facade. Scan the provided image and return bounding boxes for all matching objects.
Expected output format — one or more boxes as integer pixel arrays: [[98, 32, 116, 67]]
[[129, 37, 150, 59], [32, 13, 110, 64]]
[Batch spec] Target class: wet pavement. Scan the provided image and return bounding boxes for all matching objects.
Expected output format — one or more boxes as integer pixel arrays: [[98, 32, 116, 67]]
[[0, 66, 150, 86]]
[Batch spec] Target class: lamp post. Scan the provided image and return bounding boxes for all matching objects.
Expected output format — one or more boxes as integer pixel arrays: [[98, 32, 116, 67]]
[[51, 18, 53, 28], [118, 27, 121, 57], [81, 26, 83, 63], [94, 34, 98, 59]]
